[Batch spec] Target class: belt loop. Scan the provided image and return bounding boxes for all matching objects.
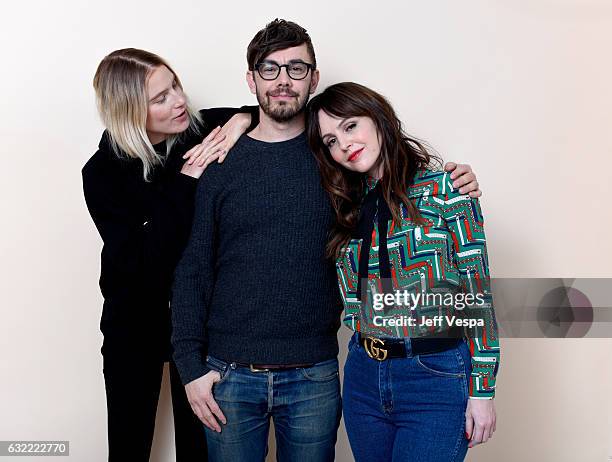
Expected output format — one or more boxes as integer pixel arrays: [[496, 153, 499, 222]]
[[404, 337, 414, 357]]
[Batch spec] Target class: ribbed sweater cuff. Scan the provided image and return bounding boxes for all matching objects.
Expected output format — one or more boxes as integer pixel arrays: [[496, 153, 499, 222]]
[[174, 355, 210, 386]]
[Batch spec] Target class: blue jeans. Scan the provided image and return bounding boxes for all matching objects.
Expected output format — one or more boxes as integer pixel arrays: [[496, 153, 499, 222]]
[[343, 333, 472, 462], [204, 355, 342, 462]]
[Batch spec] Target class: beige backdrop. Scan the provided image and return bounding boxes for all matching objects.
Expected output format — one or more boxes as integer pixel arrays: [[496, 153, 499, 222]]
[[1, 0, 611, 461]]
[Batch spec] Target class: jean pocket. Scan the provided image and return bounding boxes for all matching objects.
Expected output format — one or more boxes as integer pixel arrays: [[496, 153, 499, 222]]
[[300, 359, 340, 382], [205, 355, 232, 385], [415, 347, 465, 378]]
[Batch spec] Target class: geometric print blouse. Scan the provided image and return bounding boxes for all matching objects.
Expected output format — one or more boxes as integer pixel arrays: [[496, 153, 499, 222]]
[[336, 169, 500, 399]]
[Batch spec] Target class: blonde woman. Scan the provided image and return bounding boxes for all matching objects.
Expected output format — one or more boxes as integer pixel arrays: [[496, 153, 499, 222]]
[[82, 48, 256, 461]]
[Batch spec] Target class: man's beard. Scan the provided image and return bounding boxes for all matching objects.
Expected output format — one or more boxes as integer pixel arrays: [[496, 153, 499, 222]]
[[256, 86, 309, 123]]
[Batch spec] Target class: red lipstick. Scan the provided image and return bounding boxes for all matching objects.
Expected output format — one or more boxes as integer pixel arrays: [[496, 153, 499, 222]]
[[348, 148, 364, 162]]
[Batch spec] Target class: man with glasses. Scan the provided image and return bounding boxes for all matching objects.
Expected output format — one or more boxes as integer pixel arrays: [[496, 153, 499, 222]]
[[171, 19, 480, 461]]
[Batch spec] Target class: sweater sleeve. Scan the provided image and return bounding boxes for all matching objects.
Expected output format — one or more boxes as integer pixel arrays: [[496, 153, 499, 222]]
[[441, 173, 500, 399], [170, 167, 220, 385], [82, 156, 198, 283], [199, 106, 260, 134]]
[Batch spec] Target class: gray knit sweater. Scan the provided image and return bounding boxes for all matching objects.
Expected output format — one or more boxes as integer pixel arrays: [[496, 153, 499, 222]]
[[171, 132, 342, 385]]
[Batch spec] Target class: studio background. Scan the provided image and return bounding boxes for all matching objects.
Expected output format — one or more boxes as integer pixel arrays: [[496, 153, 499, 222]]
[[1, 1, 611, 460]]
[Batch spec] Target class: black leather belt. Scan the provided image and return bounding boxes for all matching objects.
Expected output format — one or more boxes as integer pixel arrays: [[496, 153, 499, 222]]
[[234, 362, 315, 372], [358, 333, 461, 361]]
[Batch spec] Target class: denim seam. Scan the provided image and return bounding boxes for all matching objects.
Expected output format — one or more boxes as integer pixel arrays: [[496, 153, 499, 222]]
[[267, 373, 273, 413], [455, 347, 466, 372], [205, 355, 232, 384], [300, 360, 339, 382], [450, 374, 469, 462], [414, 351, 465, 378], [449, 419, 465, 462], [384, 361, 394, 414], [348, 338, 359, 354], [450, 348, 470, 462]]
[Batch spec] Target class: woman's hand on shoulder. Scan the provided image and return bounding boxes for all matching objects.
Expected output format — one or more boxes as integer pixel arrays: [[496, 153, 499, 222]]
[[180, 126, 226, 179], [215, 113, 251, 163], [465, 397, 496, 448]]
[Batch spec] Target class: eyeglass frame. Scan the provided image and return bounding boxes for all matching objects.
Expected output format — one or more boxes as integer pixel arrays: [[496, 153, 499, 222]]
[[253, 60, 316, 81]]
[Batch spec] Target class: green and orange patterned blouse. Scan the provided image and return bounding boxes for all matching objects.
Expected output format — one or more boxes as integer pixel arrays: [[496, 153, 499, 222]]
[[336, 169, 500, 399]]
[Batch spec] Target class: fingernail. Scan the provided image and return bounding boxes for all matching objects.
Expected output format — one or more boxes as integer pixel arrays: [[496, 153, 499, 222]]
[[465, 432, 470, 439]]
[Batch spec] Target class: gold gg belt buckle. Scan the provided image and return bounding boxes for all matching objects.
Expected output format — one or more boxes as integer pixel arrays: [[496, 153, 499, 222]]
[[364, 337, 388, 361]]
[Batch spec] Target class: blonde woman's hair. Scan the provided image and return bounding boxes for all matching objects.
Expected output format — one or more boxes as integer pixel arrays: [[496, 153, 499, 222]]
[[93, 48, 201, 181]]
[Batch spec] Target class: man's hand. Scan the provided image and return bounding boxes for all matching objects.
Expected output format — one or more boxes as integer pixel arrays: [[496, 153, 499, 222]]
[[443, 162, 481, 198], [184, 370, 227, 432], [465, 398, 496, 448]]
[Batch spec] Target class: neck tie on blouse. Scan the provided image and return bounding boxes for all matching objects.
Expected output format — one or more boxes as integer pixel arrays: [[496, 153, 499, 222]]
[[355, 182, 394, 304]]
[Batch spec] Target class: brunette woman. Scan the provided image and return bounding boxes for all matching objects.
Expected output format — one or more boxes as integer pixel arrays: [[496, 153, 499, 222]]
[[307, 82, 500, 462]]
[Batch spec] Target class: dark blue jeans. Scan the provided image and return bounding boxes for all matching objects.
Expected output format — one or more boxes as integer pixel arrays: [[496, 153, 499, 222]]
[[343, 333, 472, 462], [204, 355, 342, 462]]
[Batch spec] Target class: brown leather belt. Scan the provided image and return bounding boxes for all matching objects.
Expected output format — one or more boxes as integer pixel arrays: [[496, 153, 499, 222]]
[[234, 362, 315, 372]]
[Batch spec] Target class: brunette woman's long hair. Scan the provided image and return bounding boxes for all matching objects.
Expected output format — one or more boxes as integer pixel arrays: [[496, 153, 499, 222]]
[[307, 82, 442, 259]]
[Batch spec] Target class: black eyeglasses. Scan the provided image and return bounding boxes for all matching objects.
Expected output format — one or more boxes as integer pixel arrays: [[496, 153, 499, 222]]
[[254, 61, 315, 80]]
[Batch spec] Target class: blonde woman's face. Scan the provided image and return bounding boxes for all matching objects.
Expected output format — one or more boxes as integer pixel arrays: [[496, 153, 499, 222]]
[[145, 65, 190, 144]]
